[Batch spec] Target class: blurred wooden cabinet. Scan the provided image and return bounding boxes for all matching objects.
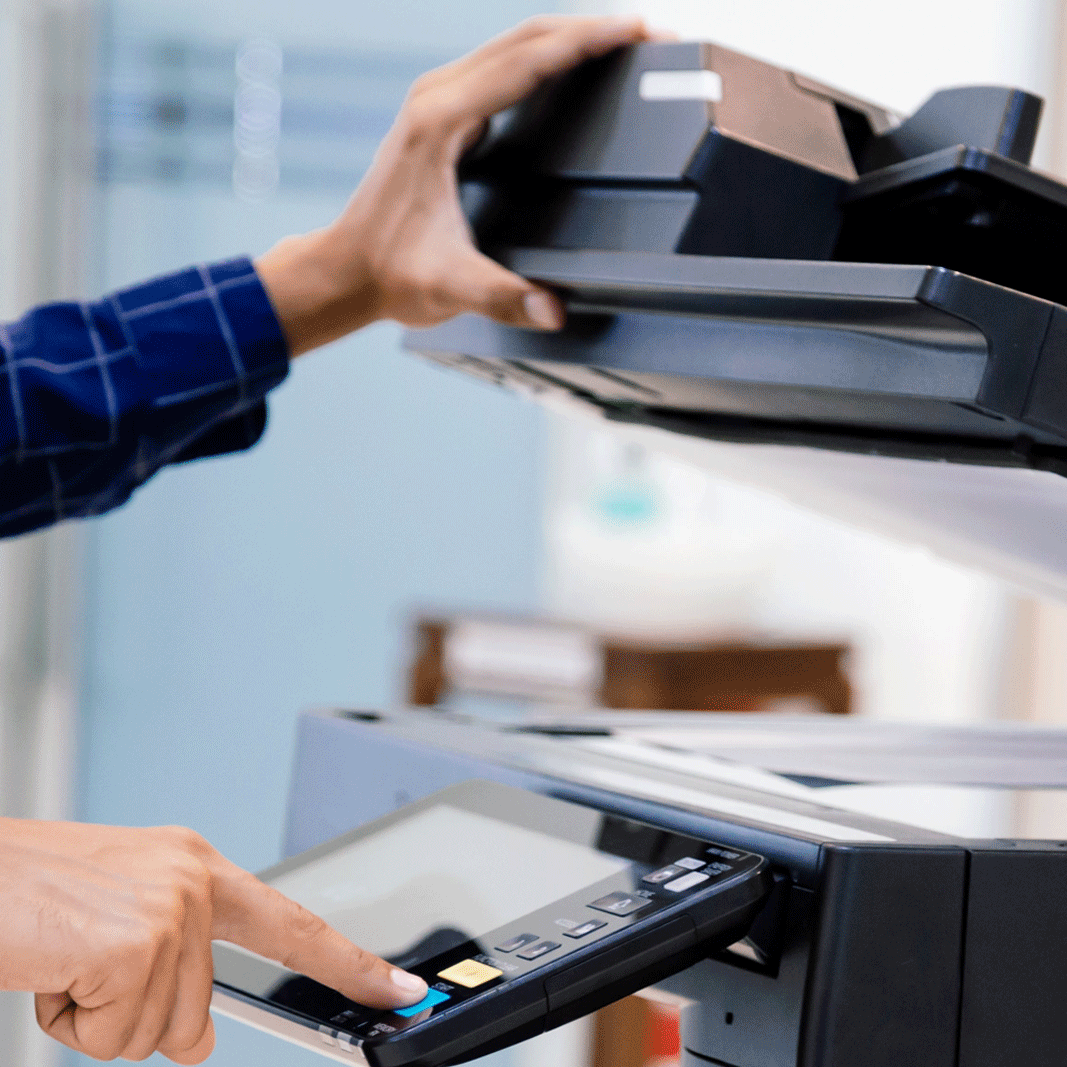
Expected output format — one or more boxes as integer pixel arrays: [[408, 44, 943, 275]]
[[409, 614, 852, 716]]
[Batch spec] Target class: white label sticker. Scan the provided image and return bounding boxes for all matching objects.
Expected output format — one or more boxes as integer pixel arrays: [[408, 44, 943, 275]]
[[639, 69, 723, 103]]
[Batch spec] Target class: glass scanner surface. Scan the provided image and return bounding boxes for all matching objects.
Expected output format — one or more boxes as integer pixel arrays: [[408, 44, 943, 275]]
[[268, 805, 627, 962]]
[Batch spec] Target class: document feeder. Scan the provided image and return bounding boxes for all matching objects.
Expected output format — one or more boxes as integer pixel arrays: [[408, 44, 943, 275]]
[[406, 42, 1067, 476]]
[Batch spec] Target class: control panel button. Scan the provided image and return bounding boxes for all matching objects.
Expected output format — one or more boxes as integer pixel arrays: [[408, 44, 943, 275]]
[[438, 960, 504, 988], [664, 871, 712, 893], [495, 933, 540, 953], [589, 892, 654, 916], [675, 857, 705, 871], [393, 988, 452, 1018], [563, 919, 607, 939], [516, 940, 561, 961], [643, 865, 685, 885]]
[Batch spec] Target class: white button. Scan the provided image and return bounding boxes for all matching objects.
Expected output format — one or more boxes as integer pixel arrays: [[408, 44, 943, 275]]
[[675, 857, 705, 871], [638, 69, 723, 103], [664, 871, 712, 893]]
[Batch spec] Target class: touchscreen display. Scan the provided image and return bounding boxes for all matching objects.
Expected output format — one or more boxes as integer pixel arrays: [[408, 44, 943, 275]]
[[218, 804, 630, 988]]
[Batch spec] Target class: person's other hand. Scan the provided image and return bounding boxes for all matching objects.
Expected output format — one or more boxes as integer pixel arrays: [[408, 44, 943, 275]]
[[0, 818, 427, 1063], [256, 15, 658, 355]]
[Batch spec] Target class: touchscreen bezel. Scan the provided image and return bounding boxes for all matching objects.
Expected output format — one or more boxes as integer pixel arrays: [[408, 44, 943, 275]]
[[212, 780, 769, 1067]]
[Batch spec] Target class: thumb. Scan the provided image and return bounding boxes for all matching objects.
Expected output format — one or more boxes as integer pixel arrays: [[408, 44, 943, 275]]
[[450, 250, 565, 330], [211, 864, 428, 1010], [163, 1016, 216, 1065]]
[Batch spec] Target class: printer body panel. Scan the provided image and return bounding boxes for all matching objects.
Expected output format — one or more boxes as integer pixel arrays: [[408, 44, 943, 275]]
[[282, 711, 1067, 1067], [959, 847, 1067, 1067], [800, 846, 966, 1067], [284, 710, 829, 883], [669, 885, 813, 1067]]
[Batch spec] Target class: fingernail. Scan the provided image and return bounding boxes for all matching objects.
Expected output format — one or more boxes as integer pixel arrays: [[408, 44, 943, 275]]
[[524, 291, 563, 331], [391, 969, 428, 998]]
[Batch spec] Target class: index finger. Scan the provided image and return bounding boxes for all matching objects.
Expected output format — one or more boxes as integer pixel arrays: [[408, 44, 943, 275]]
[[443, 14, 645, 74], [431, 16, 654, 128], [209, 862, 427, 1010]]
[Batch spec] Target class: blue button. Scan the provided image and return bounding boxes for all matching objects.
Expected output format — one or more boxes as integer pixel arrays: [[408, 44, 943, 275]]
[[393, 988, 451, 1018]]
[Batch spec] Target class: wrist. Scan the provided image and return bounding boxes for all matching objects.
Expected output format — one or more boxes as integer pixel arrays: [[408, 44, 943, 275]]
[[255, 226, 381, 358]]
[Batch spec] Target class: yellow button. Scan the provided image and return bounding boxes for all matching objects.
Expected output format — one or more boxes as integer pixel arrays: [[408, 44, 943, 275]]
[[437, 959, 504, 988]]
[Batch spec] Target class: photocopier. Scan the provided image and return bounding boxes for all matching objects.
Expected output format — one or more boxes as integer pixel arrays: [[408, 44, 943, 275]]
[[405, 40, 1067, 599], [285, 709, 1067, 1067], [281, 42, 1067, 1067]]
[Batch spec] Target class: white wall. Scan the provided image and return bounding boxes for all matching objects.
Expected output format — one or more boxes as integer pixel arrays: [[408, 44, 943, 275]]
[[571, 0, 1060, 160]]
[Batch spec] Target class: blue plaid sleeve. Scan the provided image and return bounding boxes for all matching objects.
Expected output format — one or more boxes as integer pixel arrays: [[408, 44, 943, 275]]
[[0, 257, 290, 538]]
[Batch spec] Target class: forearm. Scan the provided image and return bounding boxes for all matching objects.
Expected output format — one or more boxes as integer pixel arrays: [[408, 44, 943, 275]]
[[255, 225, 380, 357], [0, 259, 289, 537]]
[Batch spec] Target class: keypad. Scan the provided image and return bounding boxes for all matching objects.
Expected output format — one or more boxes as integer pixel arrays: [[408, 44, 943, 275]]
[[589, 891, 654, 916], [664, 871, 711, 893], [438, 959, 503, 988], [563, 919, 608, 939], [516, 940, 560, 961], [495, 933, 540, 953]]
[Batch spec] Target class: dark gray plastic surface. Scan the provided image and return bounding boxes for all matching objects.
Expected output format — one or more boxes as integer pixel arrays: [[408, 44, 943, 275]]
[[405, 248, 1067, 472]]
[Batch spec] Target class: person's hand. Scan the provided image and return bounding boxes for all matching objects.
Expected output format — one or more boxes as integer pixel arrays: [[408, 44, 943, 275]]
[[256, 15, 658, 355], [0, 818, 427, 1063]]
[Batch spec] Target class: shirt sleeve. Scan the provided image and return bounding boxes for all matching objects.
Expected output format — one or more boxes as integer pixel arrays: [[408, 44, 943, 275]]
[[0, 257, 290, 538]]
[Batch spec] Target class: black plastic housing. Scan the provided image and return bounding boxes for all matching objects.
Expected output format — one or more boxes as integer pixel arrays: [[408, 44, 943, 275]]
[[406, 41, 1067, 477], [214, 780, 771, 1067]]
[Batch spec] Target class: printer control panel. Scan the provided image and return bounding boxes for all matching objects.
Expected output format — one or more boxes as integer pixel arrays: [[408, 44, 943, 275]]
[[331, 845, 760, 1045]]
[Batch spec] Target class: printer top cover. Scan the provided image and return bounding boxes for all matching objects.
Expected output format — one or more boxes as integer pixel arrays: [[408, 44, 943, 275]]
[[404, 42, 1067, 599]]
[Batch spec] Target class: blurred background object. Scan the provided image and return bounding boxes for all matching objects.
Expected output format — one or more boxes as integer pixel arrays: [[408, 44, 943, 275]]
[[3, 0, 1067, 1066], [409, 614, 853, 715]]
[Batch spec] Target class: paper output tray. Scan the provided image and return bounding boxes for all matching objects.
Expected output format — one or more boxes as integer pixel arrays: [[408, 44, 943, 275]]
[[405, 248, 1067, 475]]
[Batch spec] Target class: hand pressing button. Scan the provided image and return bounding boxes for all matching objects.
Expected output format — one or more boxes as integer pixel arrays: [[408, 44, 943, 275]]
[[393, 988, 452, 1018]]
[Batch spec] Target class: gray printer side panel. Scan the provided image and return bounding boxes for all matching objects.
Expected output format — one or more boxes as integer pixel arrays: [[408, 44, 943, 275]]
[[958, 849, 1067, 1067]]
